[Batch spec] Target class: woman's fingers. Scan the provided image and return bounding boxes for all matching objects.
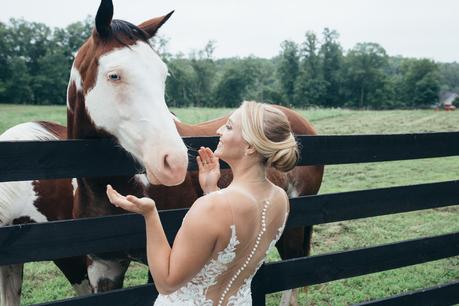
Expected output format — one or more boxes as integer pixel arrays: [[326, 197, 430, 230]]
[[204, 147, 213, 159], [198, 147, 211, 167], [197, 146, 218, 169], [196, 155, 204, 170], [128, 195, 156, 207], [126, 195, 146, 206], [106, 185, 121, 204], [106, 185, 140, 212], [106, 185, 157, 216], [198, 147, 207, 164], [205, 147, 218, 166]]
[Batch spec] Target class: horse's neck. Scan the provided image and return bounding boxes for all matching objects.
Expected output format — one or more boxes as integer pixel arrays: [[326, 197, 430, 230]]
[[174, 116, 228, 136], [173, 106, 317, 136]]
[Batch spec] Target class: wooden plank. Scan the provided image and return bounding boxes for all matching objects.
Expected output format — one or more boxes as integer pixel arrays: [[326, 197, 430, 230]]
[[253, 231, 459, 293], [1, 132, 458, 182], [0, 209, 186, 266], [251, 277, 267, 306], [34, 283, 271, 306], [287, 180, 459, 227], [34, 244, 459, 306], [0, 139, 140, 182], [34, 284, 157, 306], [0, 181, 457, 266], [299, 132, 459, 165], [353, 279, 459, 306]]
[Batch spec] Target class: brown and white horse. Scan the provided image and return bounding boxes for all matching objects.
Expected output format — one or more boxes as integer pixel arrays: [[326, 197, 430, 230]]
[[0, 1, 187, 305], [0, 1, 323, 305]]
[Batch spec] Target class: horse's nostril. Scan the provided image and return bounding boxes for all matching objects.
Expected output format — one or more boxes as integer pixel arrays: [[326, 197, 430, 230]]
[[163, 154, 172, 171]]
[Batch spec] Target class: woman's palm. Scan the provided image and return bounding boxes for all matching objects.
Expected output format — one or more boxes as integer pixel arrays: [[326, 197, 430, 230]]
[[197, 147, 221, 192]]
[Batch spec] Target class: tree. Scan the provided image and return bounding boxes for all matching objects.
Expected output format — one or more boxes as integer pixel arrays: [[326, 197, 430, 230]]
[[0, 16, 454, 108], [400, 59, 440, 106], [32, 49, 69, 104], [151, 34, 172, 60], [438, 62, 459, 93], [294, 31, 327, 107], [189, 41, 217, 106], [214, 60, 259, 107], [4, 57, 32, 103], [53, 16, 93, 62], [342, 42, 389, 108], [319, 28, 343, 107], [0, 22, 11, 101], [277, 40, 300, 105]]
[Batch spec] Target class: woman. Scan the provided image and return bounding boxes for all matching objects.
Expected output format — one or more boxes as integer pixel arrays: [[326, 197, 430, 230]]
[[106, 101, 299, 305]]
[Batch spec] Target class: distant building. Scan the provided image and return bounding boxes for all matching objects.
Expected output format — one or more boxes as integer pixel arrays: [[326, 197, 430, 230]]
[[438, 92, 457, 110], [440, 92, 458, 105]]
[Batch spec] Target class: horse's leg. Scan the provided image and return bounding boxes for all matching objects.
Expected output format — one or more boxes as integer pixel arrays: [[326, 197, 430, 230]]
[[0, 264, 23, 306], [276, 225, 313, 306], [54, 256, 91, 295], [87, 256, 130, 293], [0, 179, 49, 306]]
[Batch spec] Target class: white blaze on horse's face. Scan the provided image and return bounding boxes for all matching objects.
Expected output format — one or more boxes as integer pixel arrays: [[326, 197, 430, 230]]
[[85, 41, 188, 186]]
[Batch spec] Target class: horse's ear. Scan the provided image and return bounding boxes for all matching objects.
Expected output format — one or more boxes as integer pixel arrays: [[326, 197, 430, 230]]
[[138, 11, 174, 39], [95, 0, 113, 38]]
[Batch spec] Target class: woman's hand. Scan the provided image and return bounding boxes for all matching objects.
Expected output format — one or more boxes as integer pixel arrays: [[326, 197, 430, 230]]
[[106, 185, 156, 216], [197, 147, 220, 194]]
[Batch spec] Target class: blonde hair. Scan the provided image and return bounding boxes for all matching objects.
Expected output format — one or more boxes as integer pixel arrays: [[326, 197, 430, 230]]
[[240, 101, 299, 172]]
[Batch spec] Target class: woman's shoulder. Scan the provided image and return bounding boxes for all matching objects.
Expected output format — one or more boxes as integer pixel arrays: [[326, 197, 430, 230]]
[[195, 189, 228, 208], [189, 191, 223, 215], [185, 190, 233, 228]]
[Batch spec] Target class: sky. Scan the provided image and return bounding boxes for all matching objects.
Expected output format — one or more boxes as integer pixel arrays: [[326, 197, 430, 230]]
[[1, 0, 458, 63]]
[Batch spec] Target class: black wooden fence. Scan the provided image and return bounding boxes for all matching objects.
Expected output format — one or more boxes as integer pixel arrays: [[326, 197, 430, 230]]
[[0, 132, 458, 305]]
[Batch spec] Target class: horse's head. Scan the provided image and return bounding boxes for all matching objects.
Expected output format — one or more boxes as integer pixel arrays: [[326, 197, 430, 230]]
[[67, 0, 187, 186]]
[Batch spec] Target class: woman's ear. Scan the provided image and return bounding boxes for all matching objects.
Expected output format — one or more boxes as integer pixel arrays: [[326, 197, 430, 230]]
[[245, 144, 257, 156]]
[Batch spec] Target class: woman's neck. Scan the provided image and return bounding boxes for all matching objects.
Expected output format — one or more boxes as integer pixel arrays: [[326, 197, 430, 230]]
[[229, 159, 268, 186]]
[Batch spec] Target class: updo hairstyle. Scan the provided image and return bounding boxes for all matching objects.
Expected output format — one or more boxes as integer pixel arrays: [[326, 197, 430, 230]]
[[240, 101, 299, 172]]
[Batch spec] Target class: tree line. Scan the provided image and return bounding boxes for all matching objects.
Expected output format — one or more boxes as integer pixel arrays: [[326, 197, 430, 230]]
[[0, 18, 458, 108]]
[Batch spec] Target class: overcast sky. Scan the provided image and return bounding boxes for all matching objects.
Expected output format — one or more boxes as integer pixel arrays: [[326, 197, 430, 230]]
[[2, 0, 458, 62]]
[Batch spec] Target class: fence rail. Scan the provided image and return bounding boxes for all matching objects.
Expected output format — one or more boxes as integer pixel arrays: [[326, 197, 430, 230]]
[[1, 132, 458, 182], [0, 132, 458, 305], [1, 180, 458, 266]]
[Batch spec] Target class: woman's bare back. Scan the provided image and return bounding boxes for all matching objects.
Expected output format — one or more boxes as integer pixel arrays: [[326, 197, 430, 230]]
[[154, 183, 290, 305]]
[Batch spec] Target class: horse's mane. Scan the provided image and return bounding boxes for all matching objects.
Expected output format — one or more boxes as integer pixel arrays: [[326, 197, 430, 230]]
[[110, 19, 150, 46]]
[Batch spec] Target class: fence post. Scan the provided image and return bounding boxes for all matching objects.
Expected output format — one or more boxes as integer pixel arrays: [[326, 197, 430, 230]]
[[252, 267, 266, 306], [252, 289, 266, 306]]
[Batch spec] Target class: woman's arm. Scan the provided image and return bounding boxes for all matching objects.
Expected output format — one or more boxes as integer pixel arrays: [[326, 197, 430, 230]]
[[106, 186, 221, 294]]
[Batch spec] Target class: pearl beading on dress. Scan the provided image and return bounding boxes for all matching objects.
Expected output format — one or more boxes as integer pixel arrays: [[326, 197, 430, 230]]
[[217, 200, 271, 306]]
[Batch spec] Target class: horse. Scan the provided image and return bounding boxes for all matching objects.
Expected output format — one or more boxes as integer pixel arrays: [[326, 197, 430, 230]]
[[0, 1, 186, 305], [0, 1, 323, 305]]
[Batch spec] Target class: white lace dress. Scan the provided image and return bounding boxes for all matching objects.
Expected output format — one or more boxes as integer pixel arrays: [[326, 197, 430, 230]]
[[153, 209, 288, 306]]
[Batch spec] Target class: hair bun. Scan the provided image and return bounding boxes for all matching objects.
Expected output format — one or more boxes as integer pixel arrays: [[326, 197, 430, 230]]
[[267, 136, 299, 172]]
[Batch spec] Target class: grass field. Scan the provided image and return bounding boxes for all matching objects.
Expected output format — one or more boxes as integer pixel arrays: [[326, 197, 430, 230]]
[[0, 104, 458, 305]]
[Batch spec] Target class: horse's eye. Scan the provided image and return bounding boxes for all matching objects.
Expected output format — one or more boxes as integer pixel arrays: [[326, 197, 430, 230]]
[[107, 72, 121, 81]]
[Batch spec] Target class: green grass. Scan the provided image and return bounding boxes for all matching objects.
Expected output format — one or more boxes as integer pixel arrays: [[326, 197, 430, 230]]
[[0, 104, 458, 305], [0, 104, 67, 134]]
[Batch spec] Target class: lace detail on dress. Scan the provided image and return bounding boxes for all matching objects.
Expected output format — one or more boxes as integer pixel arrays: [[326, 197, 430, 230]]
[[225, 211, 289, 305], [154, 225, 240, 306], [154, 206, 289, 306]]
